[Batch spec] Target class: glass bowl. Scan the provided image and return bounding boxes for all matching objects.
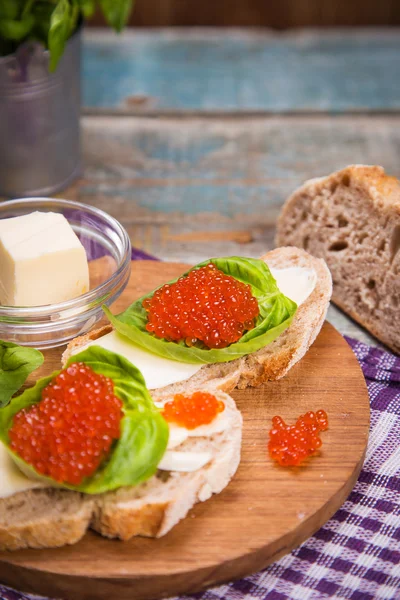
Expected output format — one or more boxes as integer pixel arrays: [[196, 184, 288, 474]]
[[0, 198, 131, 349]]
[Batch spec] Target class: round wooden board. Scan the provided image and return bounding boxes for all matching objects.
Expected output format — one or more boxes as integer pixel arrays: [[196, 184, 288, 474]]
[[0, 261, 370, 600]]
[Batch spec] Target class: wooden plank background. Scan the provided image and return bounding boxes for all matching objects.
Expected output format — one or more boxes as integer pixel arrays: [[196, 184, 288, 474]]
[[83, 30, 400, 112], [88, 0, 400, 27], [70, 114, 400, 263]]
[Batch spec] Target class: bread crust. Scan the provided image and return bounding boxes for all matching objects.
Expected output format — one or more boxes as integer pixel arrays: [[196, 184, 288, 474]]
[[63, 324, 113, 361], [278, 165, 400, 221], [0, 490, 94, 551], [237, 247, 332, 387], [92, 500, 171, 539], [276, 165, 400, 353]]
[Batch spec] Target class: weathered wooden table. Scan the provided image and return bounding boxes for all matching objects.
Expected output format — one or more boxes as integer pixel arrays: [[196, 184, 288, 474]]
[[68, 28, 400, 348]]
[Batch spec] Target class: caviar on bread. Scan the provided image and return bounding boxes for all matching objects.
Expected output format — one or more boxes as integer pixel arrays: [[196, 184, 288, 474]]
[[143, 263, 260, 349], [0, 343, 243, 550], [0, 346, 169, 494], [69, 248, 332, 391], [162, 391, 225, 430], [103, 256, 298, 364], [9, 363, 124, 486]]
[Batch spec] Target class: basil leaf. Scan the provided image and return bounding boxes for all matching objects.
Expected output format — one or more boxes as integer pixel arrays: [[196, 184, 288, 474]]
[[104, 256, 297, 364], [99, 0, 134, 32], [0, 341, 44, 408], [0, 346, 169, 494], [31, 2, 55, 45], [0, 13, 35, 40], [48, 0, 71, 71], [0, 0, 21, 20], [82, 409, 167, 494], [65, 345, 155, 412]]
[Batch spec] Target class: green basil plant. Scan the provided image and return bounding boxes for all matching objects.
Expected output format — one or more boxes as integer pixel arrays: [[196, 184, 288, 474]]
[[0, 0, 135, 71], [104, 257, 298, 364], [0, 345, 169, 494]]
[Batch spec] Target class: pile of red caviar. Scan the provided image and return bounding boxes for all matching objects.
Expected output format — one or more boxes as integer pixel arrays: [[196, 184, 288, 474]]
[[9, 363, 123, 486], [163, 391, 225, 429], [143, 263, 259, 349], [268, 410, 328, 467]]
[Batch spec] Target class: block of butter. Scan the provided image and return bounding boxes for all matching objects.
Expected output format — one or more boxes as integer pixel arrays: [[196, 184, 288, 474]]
[[0, 211, 89, 307]]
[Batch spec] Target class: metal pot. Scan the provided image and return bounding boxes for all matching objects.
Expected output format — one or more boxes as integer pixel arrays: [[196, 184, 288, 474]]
[[0, 26, 81, 198]]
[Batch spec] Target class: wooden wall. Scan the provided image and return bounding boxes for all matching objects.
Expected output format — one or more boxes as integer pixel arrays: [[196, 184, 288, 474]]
[[90, 0, 400, 28]]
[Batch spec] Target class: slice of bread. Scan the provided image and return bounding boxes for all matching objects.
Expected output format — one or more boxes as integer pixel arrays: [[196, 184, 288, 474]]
[[92, 391, 242, 539], [62, 247, 332, 392], [0, 389, 241, 550], [64, 324, 244, 400], [276, 165, 400, 353], [0, 489, 94, 551]]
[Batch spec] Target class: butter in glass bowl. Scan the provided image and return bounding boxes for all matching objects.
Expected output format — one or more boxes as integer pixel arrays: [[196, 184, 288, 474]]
[[0, 198, 131, 349], [0, 211, 90, 307]]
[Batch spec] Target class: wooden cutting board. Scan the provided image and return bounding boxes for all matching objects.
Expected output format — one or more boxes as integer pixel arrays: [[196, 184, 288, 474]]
[[0, 260, 370, 600]]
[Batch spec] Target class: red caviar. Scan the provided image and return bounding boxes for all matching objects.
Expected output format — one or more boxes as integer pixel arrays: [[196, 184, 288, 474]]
[[9, 363, 123, 486], [268, 410, 328, 467], [143, 263, 259, 349], [163, 391, 225, 429]]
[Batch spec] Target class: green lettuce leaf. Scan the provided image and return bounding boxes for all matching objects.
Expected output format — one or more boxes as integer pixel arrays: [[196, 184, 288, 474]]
[[0, 341, 44, 408], [0, 346, 168, 494], [103, 256, 297, 364]]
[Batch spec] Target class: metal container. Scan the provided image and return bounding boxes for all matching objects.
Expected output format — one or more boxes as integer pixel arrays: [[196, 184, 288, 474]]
[[0, 26, 82, 198]]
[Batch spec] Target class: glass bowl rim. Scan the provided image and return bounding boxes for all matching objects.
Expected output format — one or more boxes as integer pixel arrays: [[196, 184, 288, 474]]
[[0, 197, 131, 318]]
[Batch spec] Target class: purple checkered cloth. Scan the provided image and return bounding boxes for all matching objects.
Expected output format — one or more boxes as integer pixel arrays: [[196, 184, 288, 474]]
[[1, 255, 399, 600]]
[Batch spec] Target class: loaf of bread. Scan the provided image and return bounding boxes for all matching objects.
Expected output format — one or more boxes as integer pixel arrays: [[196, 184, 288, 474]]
[[276, 165, 400, 353]]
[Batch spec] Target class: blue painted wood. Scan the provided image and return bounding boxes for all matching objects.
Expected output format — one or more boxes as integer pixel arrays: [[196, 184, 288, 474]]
[[78, 114, 400, 240], [83, 29, 400, 112]]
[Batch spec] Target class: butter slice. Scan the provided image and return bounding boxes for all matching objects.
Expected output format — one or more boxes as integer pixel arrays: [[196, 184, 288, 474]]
[[269, 266, 317, 306], [0, 211, 89, 306], [158, 450, 213, 472]]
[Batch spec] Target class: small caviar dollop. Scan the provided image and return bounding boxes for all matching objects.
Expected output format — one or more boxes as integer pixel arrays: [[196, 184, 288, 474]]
[[143, 263, 259, 349], [268, 410, 328, 467], [9, 363, 123, 486], [163, 391, 225, 430]]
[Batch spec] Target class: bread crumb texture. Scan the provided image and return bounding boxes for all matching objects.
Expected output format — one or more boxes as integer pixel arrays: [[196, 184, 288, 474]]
[[277, 165, 400, 353]]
